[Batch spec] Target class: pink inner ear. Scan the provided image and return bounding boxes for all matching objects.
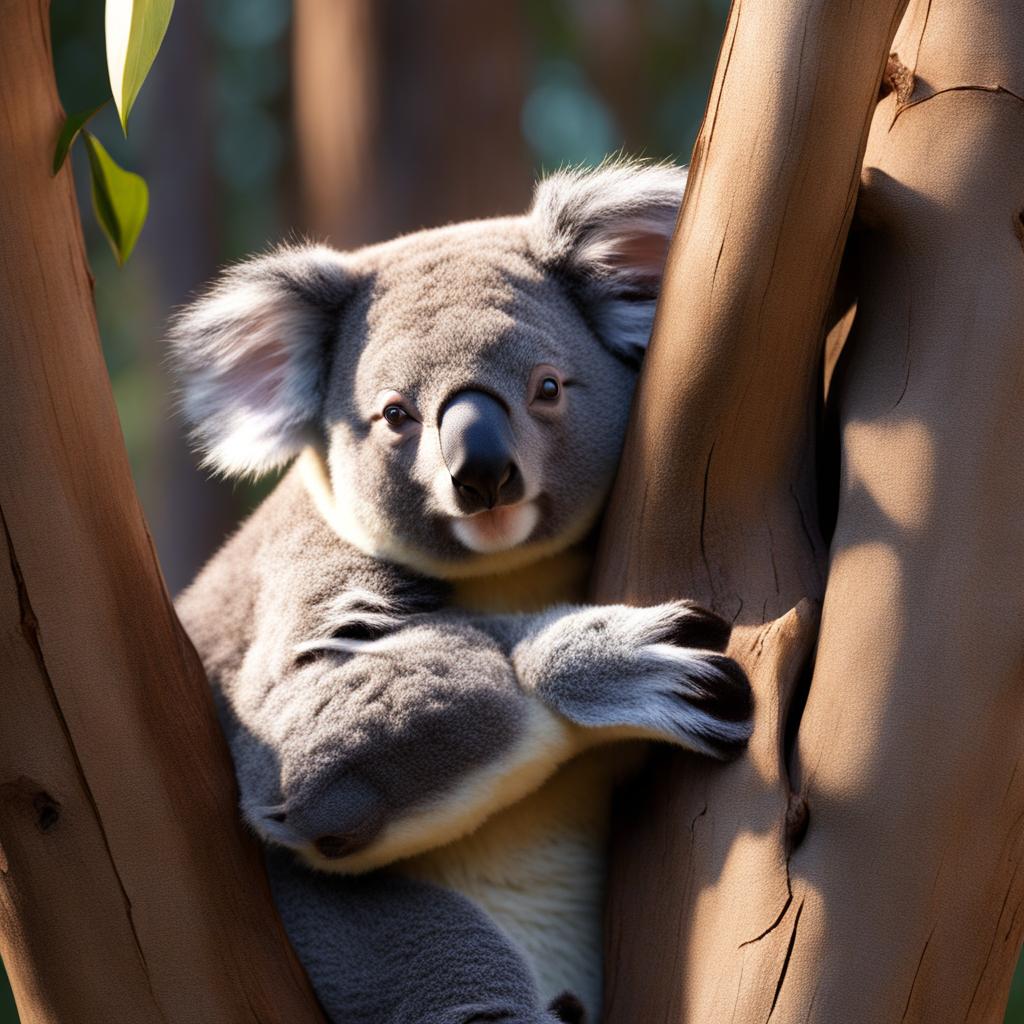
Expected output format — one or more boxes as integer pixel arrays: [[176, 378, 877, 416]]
[[218, 319, 292, 415], [605, 229, 673, 282], [234, 330, 291, 407]]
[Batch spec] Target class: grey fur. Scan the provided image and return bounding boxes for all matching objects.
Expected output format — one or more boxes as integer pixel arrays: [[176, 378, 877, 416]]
[[267, 851, 563, 1024], [173, 161, 751, 1024]]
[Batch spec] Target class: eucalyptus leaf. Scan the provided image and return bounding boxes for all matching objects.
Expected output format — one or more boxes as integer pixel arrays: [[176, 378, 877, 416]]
[[83, 131, 149, 266], [105, 0, 174, 134], [52, 102, 108, 175]]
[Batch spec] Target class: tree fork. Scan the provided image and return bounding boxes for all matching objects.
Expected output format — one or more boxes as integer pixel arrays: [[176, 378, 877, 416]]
[[0, 3, 325, 1020], [591, 0, 908, 1020]]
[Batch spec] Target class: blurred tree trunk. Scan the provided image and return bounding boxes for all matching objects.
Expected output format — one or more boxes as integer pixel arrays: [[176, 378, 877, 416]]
[[594, 0, 1024, 1021], [574, 0, 652, 154], [292, 0, 532, 245], [142, 0, 240, 595], [0, 3, 325, 1021]]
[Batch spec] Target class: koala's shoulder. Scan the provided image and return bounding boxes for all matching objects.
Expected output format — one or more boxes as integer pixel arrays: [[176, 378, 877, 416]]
[[176, 464, 445, 683]]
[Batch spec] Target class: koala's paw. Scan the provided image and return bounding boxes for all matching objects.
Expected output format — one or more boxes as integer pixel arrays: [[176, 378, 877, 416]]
[[533, 600, 753, 760]]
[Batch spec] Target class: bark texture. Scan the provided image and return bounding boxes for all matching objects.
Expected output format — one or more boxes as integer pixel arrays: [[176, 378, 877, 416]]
[[590, 0, 908, 1020], [292, 0, 532, 245], [786, 0, 1024, 1018], [0, 3, 325, 1021], [596, 0, 1024, 1019]]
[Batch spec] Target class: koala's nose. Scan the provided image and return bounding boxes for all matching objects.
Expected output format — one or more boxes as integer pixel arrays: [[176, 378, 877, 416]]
[[438, 390, 518, 511]]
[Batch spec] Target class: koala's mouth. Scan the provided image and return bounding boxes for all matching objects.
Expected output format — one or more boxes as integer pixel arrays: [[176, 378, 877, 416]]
[[450, 501, 540, 554]]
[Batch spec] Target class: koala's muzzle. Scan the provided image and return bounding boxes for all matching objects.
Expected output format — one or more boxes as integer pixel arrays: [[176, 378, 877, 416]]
[[439, 390, 522, 511]]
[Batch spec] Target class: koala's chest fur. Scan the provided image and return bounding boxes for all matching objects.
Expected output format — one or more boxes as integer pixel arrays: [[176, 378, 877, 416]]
[[402, 551, 630, 1019]]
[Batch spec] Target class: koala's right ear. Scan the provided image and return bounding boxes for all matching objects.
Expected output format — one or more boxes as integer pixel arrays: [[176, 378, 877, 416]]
[[531, 159, 686, 363], [169, 244, 352, 477]]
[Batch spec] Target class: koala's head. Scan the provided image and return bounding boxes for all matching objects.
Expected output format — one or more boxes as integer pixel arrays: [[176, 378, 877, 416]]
[[171, 161, 685, 578]]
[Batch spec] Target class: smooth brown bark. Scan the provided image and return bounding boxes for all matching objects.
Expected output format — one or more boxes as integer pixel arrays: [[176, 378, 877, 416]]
[[0, 3, 325, 1021], [292, 0, 532, 245], [592, 0, 907, 1020], [779, 1, 1024, 1018]]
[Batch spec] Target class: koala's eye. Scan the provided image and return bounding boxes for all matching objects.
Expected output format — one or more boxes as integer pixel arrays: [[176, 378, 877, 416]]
[[536, 376, 560, 401], [527, 366, 566, 413], [383, 404, 408, 427]]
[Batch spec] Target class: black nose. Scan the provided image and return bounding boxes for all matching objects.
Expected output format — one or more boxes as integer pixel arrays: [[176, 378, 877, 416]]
[[438, 391, 518, 511]]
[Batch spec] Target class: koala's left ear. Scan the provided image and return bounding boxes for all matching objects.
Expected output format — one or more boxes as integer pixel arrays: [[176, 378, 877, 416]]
[[168, 244, 352, 477], [531, 160, 687, 362]]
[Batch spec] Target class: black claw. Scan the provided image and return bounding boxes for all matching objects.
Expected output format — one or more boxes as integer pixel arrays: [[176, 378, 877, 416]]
[[704, 730, 751, 762], [686, 654, 753, 723], [548, 992, 586, 1024], [665, 601, 732, 653]]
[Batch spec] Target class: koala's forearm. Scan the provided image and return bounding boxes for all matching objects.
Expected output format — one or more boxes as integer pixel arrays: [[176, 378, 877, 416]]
[[226, 596, 749, 875], [469, 601, 751, 759], [229, 613, 587, 874], [333, 694, 583, 872]]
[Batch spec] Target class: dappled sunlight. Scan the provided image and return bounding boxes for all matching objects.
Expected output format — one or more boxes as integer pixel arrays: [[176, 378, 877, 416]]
[[843, 419, 937, 534]]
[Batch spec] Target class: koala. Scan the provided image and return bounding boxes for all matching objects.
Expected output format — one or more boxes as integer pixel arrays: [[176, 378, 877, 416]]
[[172, 161, 753, 1024]]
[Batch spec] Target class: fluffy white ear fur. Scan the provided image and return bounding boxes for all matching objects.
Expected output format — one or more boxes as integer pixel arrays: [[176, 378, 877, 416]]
[[169, 244, 351, 477], [531, 160, 687, 361]]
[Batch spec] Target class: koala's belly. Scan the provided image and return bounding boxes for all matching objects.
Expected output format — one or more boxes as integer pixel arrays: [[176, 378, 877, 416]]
[[402, 746, 642, 1022]]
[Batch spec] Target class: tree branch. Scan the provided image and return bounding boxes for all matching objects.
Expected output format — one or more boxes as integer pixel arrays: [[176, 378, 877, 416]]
[[0, 2, 324, 1019]]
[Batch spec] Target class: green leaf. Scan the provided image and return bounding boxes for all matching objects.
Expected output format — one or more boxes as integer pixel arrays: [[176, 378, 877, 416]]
[[52, 102, 108, 175], [105, 0, 174, 134], [82, 131, 149, 266]]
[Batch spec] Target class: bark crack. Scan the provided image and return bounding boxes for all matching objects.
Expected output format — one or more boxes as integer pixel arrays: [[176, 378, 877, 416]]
[[1, 505, 163, 1016], [704, 0, 742, 165], [901, 926, 934, 1021], [766, 521, 781, 594], [690, 802, 708, 835], [738, 887, 793, 949], [964, 859, 1024, 1019], [913, 0, 933, 81], [766, 898, 804, 1021], [892, 83, 1024, 126], [699, 441, 716, 587], [739, 797, 797, 948], [893, 295, 913, 409], [790, 484, 816, 557]]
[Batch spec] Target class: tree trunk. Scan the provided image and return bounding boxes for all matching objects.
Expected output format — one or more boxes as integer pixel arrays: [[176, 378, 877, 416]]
[[0, 3, 325, 1021], [589, 0, 902, 1019], [784, 0, 1024, 1017], [595, 0, 1024, 1020], [292, 0, 532, 246]]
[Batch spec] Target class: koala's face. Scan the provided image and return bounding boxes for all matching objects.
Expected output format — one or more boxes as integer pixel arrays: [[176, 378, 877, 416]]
[[321, 223, 638, 575], [171, 161, 686, 578]]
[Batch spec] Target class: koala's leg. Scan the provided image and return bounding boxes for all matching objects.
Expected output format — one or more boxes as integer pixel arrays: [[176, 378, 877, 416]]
[[267, 851, 576, 1024], [483, 600, 753, 761]]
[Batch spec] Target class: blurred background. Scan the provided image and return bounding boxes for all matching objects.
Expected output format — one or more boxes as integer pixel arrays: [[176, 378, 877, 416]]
[[1, 0, 1022, 1019]]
